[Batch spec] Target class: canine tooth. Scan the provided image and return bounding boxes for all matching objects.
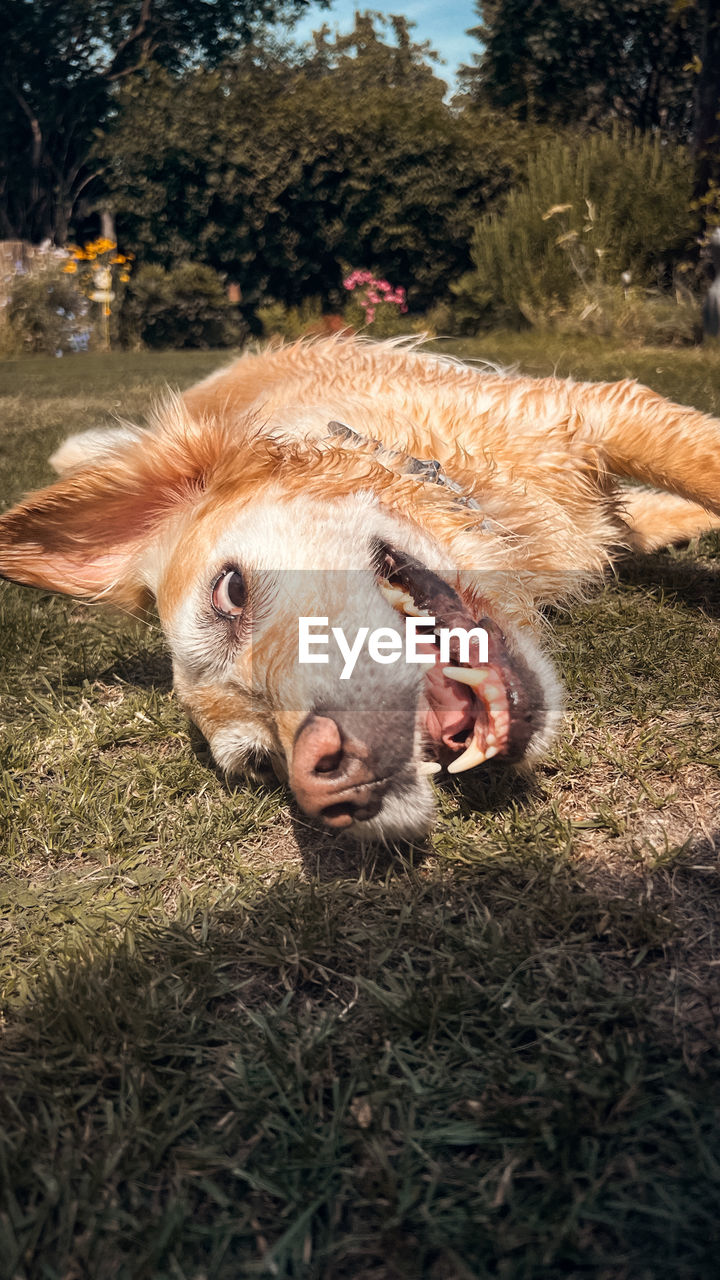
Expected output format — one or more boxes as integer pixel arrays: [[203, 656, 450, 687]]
[[444, 666, 504, 705], [378, 579, 430, 618], [418, 760, 442, 775], [378, 581, 407, 606], [442, 666, 487, 687], [447, 741, 488, 774]]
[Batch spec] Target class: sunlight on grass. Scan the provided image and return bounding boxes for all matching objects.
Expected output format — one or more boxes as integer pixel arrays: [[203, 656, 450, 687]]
[[1, 343, 719, 1277]]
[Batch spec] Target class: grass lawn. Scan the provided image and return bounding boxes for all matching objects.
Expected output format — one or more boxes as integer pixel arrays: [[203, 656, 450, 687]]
[[1, 338, 719, 1279]]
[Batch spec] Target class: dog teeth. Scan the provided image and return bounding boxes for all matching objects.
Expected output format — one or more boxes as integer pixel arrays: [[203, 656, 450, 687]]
[[442, 667, 503, 701], [378, 580, 408, 607], [447, 740, 497, 774], [442, 666, 485, 687], [447, 740, 500, 774], [377, 579, 430, 618], [443, 665, 509, 747], [418, 760, 442, 775]]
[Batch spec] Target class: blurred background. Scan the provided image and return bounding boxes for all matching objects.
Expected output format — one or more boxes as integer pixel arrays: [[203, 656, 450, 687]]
[[1, 0, 719, 353]]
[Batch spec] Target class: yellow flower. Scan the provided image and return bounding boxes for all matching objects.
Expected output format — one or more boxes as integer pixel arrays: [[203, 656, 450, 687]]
[[62, 261, 78, 273], [119, 273, 131, 283], [110, 254, 127, 264]]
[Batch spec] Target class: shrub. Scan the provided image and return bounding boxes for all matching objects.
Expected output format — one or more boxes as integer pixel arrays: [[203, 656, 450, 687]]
[[537, 283, 700, 346], [256, 298, 326, 341], [4, 263, 90, 355], [417, 300, 463, 338], [121, 262, 245, 349], [342, 269, 413, 337], [453, 130, 698, 333]]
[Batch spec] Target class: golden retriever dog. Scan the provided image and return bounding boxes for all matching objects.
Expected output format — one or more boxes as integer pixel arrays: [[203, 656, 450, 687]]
[[1, 336, 719, 842]]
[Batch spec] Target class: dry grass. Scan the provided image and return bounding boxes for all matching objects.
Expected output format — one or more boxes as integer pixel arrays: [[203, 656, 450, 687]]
[[1, 341, 719, 1279]]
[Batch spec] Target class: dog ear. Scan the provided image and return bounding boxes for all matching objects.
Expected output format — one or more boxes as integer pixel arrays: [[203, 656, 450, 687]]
[[0, 473, 160, 608], [0, 404, 222, 608]]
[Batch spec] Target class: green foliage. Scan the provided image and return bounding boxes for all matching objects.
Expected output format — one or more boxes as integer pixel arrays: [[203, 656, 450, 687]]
[[421, 298, 463, 337], [454, 130, 698, 333], [4, 263, 90, 355], [256, 297, 325, 340], [257, 297, 430, 342], [464, 0, 698, 135], [342, 297, 423, 338], [0, 0, 325, 244], [98, 18, 527, 314], [543, 284, 701, 346], [121, 262, 245, 350]]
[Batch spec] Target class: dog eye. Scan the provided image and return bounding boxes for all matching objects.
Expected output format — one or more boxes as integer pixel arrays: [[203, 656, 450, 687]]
[[211, 568, 246, 618]]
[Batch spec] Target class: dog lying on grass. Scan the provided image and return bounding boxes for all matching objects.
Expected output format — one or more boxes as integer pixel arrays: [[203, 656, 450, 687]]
[[1, 336, 719, 842]]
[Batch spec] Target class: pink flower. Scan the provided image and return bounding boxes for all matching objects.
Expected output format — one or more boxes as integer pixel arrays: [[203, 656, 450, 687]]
[[343, 268, 407, 324]]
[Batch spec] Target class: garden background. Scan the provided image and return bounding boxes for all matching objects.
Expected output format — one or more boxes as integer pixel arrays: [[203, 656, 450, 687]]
[[2, 1, 720, 350]]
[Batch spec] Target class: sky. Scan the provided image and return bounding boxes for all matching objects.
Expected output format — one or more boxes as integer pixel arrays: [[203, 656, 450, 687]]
[[286, 0, 480, 87]]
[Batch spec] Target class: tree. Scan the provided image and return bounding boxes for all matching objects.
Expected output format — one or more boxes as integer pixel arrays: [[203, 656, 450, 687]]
[[0, 0, 324, 244], [693, 0, 720, 199], [98, 15, 529, 313], [461, 0, 698, 136]]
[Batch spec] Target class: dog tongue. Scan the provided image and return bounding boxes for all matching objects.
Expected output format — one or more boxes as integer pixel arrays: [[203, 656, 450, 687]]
[[424, 662, 475, 746]]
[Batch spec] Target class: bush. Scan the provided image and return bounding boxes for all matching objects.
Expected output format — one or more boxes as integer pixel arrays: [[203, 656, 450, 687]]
[[418, 300, 463, 338], [121, 262, 245, 349], [257, 295, 457, 341], [4, 264, 90, 355], [544, 283, 701, 346], [256, 298, 327, 341], [453, 130, 698, 334]]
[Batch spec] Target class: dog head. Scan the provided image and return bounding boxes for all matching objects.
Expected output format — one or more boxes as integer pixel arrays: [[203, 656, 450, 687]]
[[0, 399, 562, 842]]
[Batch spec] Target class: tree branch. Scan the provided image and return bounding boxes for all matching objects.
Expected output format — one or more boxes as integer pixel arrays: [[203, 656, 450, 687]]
[[3, 79, 44, 204], [104, 0, 156, 81]]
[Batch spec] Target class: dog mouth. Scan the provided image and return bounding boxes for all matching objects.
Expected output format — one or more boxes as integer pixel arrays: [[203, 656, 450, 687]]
[[374, 541, 546, 775]]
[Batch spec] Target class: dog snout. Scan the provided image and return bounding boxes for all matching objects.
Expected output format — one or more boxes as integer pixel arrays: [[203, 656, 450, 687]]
[[290, 712, 394, 830]]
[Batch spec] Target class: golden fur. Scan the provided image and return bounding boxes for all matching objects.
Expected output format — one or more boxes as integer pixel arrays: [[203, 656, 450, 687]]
[[1, 336, 719, 841]]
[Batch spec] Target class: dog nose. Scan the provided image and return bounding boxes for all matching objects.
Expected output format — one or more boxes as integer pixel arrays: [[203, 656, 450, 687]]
[[290, 714, 386, 830]]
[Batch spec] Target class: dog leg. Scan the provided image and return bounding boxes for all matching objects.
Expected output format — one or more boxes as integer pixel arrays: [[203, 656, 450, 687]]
[[620, 489, 720, 552], [573, 379, 720, 515]]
